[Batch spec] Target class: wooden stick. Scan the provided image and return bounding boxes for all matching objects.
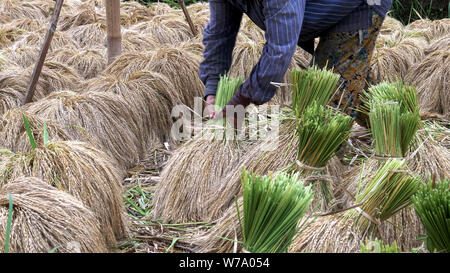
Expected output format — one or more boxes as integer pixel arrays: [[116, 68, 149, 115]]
[[22, 0, 64, 105], [105, 0, 122, 65], [178, 0, 197, 36]]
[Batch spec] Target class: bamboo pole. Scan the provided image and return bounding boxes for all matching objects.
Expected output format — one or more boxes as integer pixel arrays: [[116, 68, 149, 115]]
[[105, 0, 122, 65], [178, 0, 197, 36], [22, 0, 64, 105]]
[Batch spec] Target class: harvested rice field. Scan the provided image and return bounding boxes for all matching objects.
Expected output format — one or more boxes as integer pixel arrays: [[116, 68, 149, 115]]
[[0, 0, 449, 255]]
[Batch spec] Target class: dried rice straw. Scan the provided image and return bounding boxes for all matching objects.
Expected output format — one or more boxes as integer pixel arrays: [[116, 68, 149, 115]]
[[0, 177, 109, 253], [25, 90, 142, 169], [0, 141, 128, 246]]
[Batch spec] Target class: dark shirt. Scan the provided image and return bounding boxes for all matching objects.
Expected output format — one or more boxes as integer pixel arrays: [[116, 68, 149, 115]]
[[199, 0, 392, 105]]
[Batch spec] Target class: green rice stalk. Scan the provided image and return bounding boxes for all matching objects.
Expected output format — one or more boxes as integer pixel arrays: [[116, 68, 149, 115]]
[[354, 159, 422, 233], [241, 169, 313, 253], [362, 81, 419, 115], [291, 65, 340, 117], [369, 102, 420, 157], [360, 238, 401, 253], [296, 102, 353, 168], [22, 114, 36, 150], [412, 179, 450, 253], [4, 192, 12, 253], [214, 75, 244, 111]]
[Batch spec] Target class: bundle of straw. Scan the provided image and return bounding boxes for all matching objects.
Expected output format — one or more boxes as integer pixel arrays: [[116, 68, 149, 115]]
[[25, 91, 142, 169], [119, 1, 155, 25], [85, 71, 179, 149], [58, 6, 102, 31], [0, 141, 128, 246], [241, 170, 313, 253], [290, 159, 423, 252], [67, 22, 107, 48], [121, 30, 159, 53], [291, 66, 341, 117], [1, 45, 41, 68], [406, 50, 450, 118], [0, 177, 108, 253], [50, 47, 107, 79], [379, 16, 404, 35], [151, 76, 245, 223], [412, 179, 450, 253], [0, 24, 26, 49], [4, 18, 45, 32], [0, 0, 48, 20], [15, 28, 79, 51], [0, 109, 71, 152]]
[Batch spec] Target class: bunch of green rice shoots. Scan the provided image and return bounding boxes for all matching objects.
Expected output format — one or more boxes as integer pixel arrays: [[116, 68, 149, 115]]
[[241, 169, 313, 253], [360, 238, 401, 253], [354, 159, 422, 233], [369, 102, 420, 158], [364, 81, 421, 158], [214, 75, 244, 111], [297, 102, 353, 169], [412, 179, 450, 253], [362, 81, 419, 115], [206, 75, 244, 139], [291, 65, 340, 117]]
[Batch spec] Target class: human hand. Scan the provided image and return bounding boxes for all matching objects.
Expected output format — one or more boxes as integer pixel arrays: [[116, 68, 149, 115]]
[[205, 95, 216, 119]]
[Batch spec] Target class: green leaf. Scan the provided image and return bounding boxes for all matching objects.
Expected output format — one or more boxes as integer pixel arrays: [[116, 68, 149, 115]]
[[4, 192, 13, 253], [43, 121, 49, 147], [22, 114, 37, 150]]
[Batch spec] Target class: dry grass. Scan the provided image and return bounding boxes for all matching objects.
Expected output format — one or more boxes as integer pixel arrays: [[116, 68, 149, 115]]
[[0, 109, 72, 152], [192, 198, 243, 253], [0, 177, 109, 253], [380, 16, 404, 35], [15, 27, 79, 51], [406, 50, 450, 117], [104, 45, 204, 108], [0, 24, 26, 48], [58, 6, 102, 31], [0, 141, 128, 247], [120, 1, 155, 25], [5, 18, 45, 32], [50, 47, 107, 79], [25, 90, 142, 169], [84, 71, 179, 148], [1, 45, 41, 68], [425, 35, 450, 55], [152, 130, 244, 223], [0, 0, 49, 20], [67, 22, 107, 48], [121, 30, 159, 53], [405, 18, 450, 40]]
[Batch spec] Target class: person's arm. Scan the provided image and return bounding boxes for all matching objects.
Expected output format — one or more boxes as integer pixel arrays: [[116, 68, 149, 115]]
[[199, 0, 243, 100], [230, 0, 306, 106]]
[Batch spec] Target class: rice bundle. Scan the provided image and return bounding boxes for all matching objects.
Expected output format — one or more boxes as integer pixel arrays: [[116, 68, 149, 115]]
[[370, 39, 427, 83], [0, 0, 48, 20], [291, 66, 341, 117], [290, 159, 422, 252], [120, 1, 155, 25], [151, 76, 244, 223], [130, 15, 193, 45], [0, 88, 23, 116], [405, 18, 450, 40], [380, 16, 404, 35], [0, 109, 71, 152], [0, 24, 26, 49], [50, 47, 106, 79], [4, 18, 45, 32], [412, 179, 450, 253], [58, 6, 102, 31], [241, 170, 313, 253], [406, 50, 450, 118], [0, 141, 128, 246], [0, 177, 108, 253], [85, 71, 179, 148], [105, 46, 204, 108], [238, 16, 266, 44], [15, 28, 79, 51], [25, 90, 141, 169], [229, 40, 265, 79], [24, 61, 82, 94], [362, 81, 421, 158], [67, 22, 107, 48], [425, 36, 450, 55], [147, 2, 172, 15], [121, 30, 159, 53], [0, 45, 41, 68]]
